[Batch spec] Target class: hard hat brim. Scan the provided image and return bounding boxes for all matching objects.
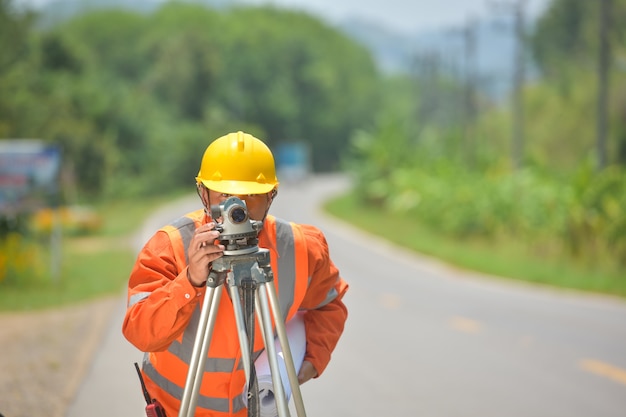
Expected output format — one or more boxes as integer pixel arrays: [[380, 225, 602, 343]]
[[197, 179, 278, 195]]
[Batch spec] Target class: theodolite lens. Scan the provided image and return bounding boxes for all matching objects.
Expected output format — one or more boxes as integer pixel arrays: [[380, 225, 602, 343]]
[[230, 206, 247, 224]]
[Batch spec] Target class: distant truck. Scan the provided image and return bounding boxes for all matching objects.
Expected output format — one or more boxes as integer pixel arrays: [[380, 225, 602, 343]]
[[274, 141, 311, 184]]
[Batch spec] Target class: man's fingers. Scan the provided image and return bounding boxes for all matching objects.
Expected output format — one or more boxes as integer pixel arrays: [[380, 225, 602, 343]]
[[297, 361, 317, 385], [193, 225, 221, 249]]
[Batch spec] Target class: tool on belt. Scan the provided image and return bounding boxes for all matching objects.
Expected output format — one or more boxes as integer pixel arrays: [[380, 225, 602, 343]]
[[135, 362, 167, 417]]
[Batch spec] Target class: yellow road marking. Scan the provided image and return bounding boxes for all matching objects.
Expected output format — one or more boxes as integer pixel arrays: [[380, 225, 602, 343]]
[[379, 293, 402, 310], [450, 316, 482, 333], [580, 358, 626, 386]]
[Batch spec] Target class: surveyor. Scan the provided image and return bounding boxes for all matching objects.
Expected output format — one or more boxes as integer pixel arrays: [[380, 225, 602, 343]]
[[122, 131, 349, 416]]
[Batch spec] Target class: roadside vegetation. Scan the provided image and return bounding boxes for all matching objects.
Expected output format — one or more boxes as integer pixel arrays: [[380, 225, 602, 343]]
[[325, 190, 626, 298], [0, 0, 624, 308], [328, 0, 626, 298], [0, 194, 174, 311]]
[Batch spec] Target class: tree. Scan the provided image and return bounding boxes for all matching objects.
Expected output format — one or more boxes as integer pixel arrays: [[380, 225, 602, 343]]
[[212, 6, 381, 170], [2, 2, 383, 198], [531, 0, 626, 167], [0, 0, 38, 137]]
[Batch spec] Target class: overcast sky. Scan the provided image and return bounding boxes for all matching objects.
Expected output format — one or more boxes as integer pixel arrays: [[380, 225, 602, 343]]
[[19, 0, 554, 34]]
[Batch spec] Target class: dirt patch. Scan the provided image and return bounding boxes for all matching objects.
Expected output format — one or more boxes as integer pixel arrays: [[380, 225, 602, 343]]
[[0, 296, 118, 417]]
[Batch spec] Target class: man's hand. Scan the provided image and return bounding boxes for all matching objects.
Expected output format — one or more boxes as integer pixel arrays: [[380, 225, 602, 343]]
[[187, 222, 224, 287], [297, 360, 318, 385]]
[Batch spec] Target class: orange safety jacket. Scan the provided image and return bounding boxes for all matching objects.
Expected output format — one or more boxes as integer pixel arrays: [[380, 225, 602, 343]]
[[123, 210, 348, 417]]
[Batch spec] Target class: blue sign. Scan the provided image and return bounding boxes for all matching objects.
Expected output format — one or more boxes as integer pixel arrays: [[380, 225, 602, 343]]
[[275, 142, 311, 183], [0, 140, 61, 214]]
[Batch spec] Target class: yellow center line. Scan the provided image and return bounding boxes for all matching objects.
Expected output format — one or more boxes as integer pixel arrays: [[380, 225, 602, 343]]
[[580, 358, 626, 386], [449, 316, 482, 334]]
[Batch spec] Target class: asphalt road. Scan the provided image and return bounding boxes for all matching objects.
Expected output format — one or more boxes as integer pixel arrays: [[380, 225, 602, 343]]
[[67, 174, 626, 417]]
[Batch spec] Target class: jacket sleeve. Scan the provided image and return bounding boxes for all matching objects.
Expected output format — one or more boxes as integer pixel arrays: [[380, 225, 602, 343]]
[[297, 225, 349, 377], [122, 230, 204, 352]]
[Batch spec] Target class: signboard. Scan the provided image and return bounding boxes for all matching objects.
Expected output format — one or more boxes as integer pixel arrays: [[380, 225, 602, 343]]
[[0, 140, 61, 215], [275, 141, 311, 183]]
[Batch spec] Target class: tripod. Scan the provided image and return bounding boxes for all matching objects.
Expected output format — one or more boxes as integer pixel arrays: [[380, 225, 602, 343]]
[[177, 246, 307, 417]]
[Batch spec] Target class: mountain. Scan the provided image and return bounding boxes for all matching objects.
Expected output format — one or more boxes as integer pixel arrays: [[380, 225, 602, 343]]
[[336, 14, 539, 100]]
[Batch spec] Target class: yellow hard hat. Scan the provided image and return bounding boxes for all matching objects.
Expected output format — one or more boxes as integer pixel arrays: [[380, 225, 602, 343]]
[[196, 131, 279, 194]]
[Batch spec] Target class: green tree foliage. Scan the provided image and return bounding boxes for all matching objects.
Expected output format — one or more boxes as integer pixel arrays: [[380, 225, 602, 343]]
[[529, 0, 626, 166], [0, 0, 34, 72], [0, 0, 381, 198], [218, 7, 379, 170], [348, 118, 626, 270], [531, 0, 626, 79], [343, 0, 626, 275], [0, 0, 38, 137]]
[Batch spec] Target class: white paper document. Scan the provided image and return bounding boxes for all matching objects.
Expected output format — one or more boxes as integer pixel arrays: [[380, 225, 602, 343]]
[[244, 312, 306, 417]]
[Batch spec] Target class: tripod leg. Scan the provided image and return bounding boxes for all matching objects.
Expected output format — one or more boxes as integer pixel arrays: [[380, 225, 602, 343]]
[[266, 282, 307, 417], [256, 283, 291, 417], [229, 277, 261, 417], [229, 283, 251, 382], [178, 285, 223, 417]]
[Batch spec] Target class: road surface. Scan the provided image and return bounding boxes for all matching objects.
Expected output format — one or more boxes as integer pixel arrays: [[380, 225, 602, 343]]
[[67, 174, 626, 417]]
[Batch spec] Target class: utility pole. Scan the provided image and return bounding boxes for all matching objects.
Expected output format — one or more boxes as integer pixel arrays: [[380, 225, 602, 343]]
[[447, 18, 479, 168], [412, 49, 443, 126], [596, 0, 611, 171], [463, 19, 478, 169], [511, 0, 526, 171], [490, 0, 527, 171]]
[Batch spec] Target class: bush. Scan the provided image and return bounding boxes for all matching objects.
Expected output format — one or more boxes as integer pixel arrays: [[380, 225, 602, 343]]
[[347, 128, 626, 270], [0, 233, 47, 287]]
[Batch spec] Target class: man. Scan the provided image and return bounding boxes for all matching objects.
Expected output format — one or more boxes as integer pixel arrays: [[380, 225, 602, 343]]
[[122, 131, 349, 417]]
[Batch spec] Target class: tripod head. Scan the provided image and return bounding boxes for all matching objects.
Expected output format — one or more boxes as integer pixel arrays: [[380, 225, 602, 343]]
[[211, 196, 263, 256]]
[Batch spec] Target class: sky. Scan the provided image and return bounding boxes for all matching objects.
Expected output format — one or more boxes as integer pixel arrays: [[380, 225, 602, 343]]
[[244, 0, 554, 34], [18, 0, 554, 35]]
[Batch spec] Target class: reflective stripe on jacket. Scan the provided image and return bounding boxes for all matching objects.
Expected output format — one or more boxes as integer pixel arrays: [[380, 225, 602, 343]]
[[126, 210, 316, 416]]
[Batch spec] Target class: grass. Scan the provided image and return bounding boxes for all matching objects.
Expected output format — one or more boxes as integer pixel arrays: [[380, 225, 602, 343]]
[[2, 188, 622, 311], [0, 192, 184, 312], [324, 192, 626, 299]]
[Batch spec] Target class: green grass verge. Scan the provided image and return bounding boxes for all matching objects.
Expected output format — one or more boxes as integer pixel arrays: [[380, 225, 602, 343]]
[[324, 192, 626, 298], [0, 248, 136, 311], [3, 189, 622, 311], [0, 192, 186, 312]]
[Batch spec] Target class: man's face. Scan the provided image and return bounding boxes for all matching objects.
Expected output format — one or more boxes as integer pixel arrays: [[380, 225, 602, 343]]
[[206, 189, 273, 221]]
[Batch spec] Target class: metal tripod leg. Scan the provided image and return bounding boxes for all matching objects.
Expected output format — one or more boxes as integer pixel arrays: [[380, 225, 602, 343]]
[[177, 252, 308, 417], [235, 280, 307, 417], [264, 282, 307, 417], [230, 282, 252, 382], [178, 282, 223, 417], [256, 282, 307, 417], [255, 282, 289, 417]]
